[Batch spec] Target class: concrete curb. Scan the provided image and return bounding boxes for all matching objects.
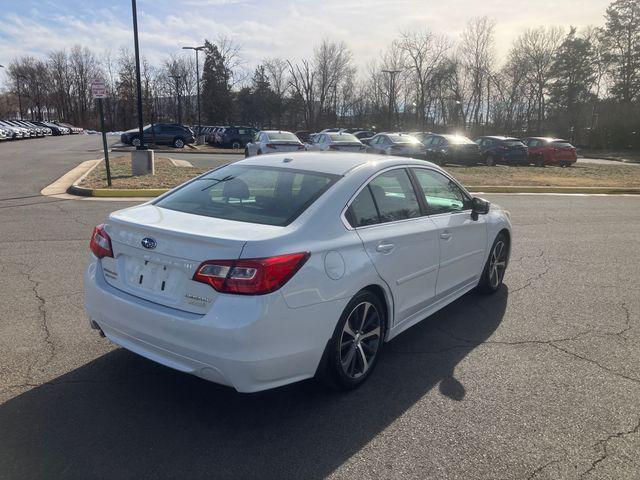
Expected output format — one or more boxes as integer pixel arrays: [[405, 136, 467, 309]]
[[580, 154, 640, 164], [41, 159, 102, 197], [467, 185, 640, 194], [111, 147, 243, 155]]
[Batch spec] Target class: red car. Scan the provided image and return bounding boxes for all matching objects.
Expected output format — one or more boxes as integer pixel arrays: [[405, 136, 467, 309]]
[[522, 137, 577, 167]]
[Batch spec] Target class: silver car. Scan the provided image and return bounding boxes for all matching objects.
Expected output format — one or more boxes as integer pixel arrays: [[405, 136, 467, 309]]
[[366, 133, 427, 157], [245, 130, 305, 157], [306, 132, 366, 152]]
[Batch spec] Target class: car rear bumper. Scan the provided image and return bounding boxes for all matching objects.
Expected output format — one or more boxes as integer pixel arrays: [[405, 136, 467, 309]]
[[84, 260, 338, 392]]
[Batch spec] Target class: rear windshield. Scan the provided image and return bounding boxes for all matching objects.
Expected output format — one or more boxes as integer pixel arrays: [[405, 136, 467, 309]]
[[551, 141, 574, 148], [329, 133, 359, 142], [155, 164, 340, 226], [267, 132, 298, 141], [504, 140, 525, 147]]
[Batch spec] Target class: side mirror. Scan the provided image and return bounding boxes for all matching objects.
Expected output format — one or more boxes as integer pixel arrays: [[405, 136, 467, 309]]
[[471, 197, 490, 218]]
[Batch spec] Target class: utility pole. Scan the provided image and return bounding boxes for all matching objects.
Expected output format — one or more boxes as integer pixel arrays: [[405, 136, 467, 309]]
[[382, 69, 401, 131], [131, 0, 145, 150], [169, 75, 183, 124], [182, 45, 205, 138], [16, 74, 27, 120], [129, 0, 154, 176]]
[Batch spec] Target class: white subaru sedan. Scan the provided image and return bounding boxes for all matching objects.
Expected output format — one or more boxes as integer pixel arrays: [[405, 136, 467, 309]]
[[84, 153, 511, 392]]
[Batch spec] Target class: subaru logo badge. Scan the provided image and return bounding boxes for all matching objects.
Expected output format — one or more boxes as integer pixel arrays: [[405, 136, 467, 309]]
[[141, 237, 157, 250]]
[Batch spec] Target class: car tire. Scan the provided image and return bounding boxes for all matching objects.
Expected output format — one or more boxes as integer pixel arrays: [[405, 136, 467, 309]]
[[231, 140, 242, 149], [437, 155, 447, 166], [560, 161, 570, 168], [244, 148, 249, 158], [131, 137, 141, 148], [485, 155, 495, 167], [477, 232, 510, 294], [173, 137, 185, 148], [257, 149, 262, 155], [320, 290, 386, 391]]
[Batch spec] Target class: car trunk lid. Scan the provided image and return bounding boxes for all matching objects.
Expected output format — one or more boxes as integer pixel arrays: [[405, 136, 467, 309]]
[[99, 205, 279, 314]]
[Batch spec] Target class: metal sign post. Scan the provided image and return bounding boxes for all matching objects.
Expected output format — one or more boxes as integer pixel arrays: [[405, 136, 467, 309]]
[[92, 80, 112, 187]]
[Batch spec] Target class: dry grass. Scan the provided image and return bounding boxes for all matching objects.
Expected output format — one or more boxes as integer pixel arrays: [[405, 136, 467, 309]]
[[80, 156, 207, 189], [80, 156, 640, 190], [445, 163, 640, 188]]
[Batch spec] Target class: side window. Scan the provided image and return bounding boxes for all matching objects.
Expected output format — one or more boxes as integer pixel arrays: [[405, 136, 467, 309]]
[[346, 186, 380, 227], [369, 169, 421, 223], [412, 168, 471, 215], [238, 129, 245, 135]]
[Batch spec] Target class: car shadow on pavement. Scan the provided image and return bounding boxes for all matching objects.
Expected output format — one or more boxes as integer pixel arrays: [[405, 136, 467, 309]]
[[0, 286, 508, 479]]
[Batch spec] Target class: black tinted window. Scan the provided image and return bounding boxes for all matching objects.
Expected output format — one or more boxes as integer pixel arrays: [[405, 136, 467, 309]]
[[156, 165, 339, 226], [347, 186, 380, 227]]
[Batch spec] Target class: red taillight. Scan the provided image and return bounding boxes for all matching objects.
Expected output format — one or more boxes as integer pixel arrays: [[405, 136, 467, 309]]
[[193, 252, 310, 295], [89, 224, 113, 258], [266, 143, 276, 149], [297, 144, 305, 150]]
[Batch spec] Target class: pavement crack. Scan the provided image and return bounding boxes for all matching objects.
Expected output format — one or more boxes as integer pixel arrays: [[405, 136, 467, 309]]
[[25, 268, 57, 380], [527, 459, 560, 480], [435, 326, 640, 385], [580, 417, 640, 478], [548, 342, 640, 385]]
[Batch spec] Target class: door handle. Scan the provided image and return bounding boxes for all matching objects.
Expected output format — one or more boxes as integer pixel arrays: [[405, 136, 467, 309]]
[[376, 243, 395, 254], [440, 231, 452, 240]]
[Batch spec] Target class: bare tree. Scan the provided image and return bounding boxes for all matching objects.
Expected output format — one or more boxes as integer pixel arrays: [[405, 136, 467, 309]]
[[512, 26, 564, 131], [287, 58, 315, 129], [400, 29, 451, 129]]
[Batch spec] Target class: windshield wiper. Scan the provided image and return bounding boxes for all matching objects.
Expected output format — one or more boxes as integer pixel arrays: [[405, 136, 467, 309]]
[[196, 175, 235, 191]]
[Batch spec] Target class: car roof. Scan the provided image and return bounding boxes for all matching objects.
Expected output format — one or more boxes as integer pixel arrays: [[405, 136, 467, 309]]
[[238, 151, 436, 176]]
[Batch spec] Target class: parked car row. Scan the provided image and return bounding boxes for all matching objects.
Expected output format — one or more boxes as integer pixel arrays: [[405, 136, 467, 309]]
[[245, 128, 577, 167], [120, 123, 196, 148], [0, 119, 85, 141]]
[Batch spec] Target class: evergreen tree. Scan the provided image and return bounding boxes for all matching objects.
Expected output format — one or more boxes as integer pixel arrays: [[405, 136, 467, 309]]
[[548, 27, 595, 139], [603, 0, 640, 103], [201, 40, 232, 124]]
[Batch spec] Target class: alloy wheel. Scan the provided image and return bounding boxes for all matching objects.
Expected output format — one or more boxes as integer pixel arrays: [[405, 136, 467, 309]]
[[339, 301, 382, 379], [489, 240, 508, 289]]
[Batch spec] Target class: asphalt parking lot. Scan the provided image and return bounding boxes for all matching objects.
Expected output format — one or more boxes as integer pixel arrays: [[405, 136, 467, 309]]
[[0, 136, 639, 479]]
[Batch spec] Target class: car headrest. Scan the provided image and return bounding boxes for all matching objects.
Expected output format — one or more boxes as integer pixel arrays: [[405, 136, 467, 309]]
[[222, 178, 250, 200]]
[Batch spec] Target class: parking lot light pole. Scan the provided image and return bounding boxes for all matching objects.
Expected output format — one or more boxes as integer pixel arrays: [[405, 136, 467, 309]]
[[168, 74, 183, 124], [182, 45, 205, 138], [382, 69, 401, 131], [16, 74, 27, 120], [131, 0, 146, 150], [129, 0, 154, 176]]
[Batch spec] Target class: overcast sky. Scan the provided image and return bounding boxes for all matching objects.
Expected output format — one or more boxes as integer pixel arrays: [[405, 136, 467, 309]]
[[0, 0, 612, 74]]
